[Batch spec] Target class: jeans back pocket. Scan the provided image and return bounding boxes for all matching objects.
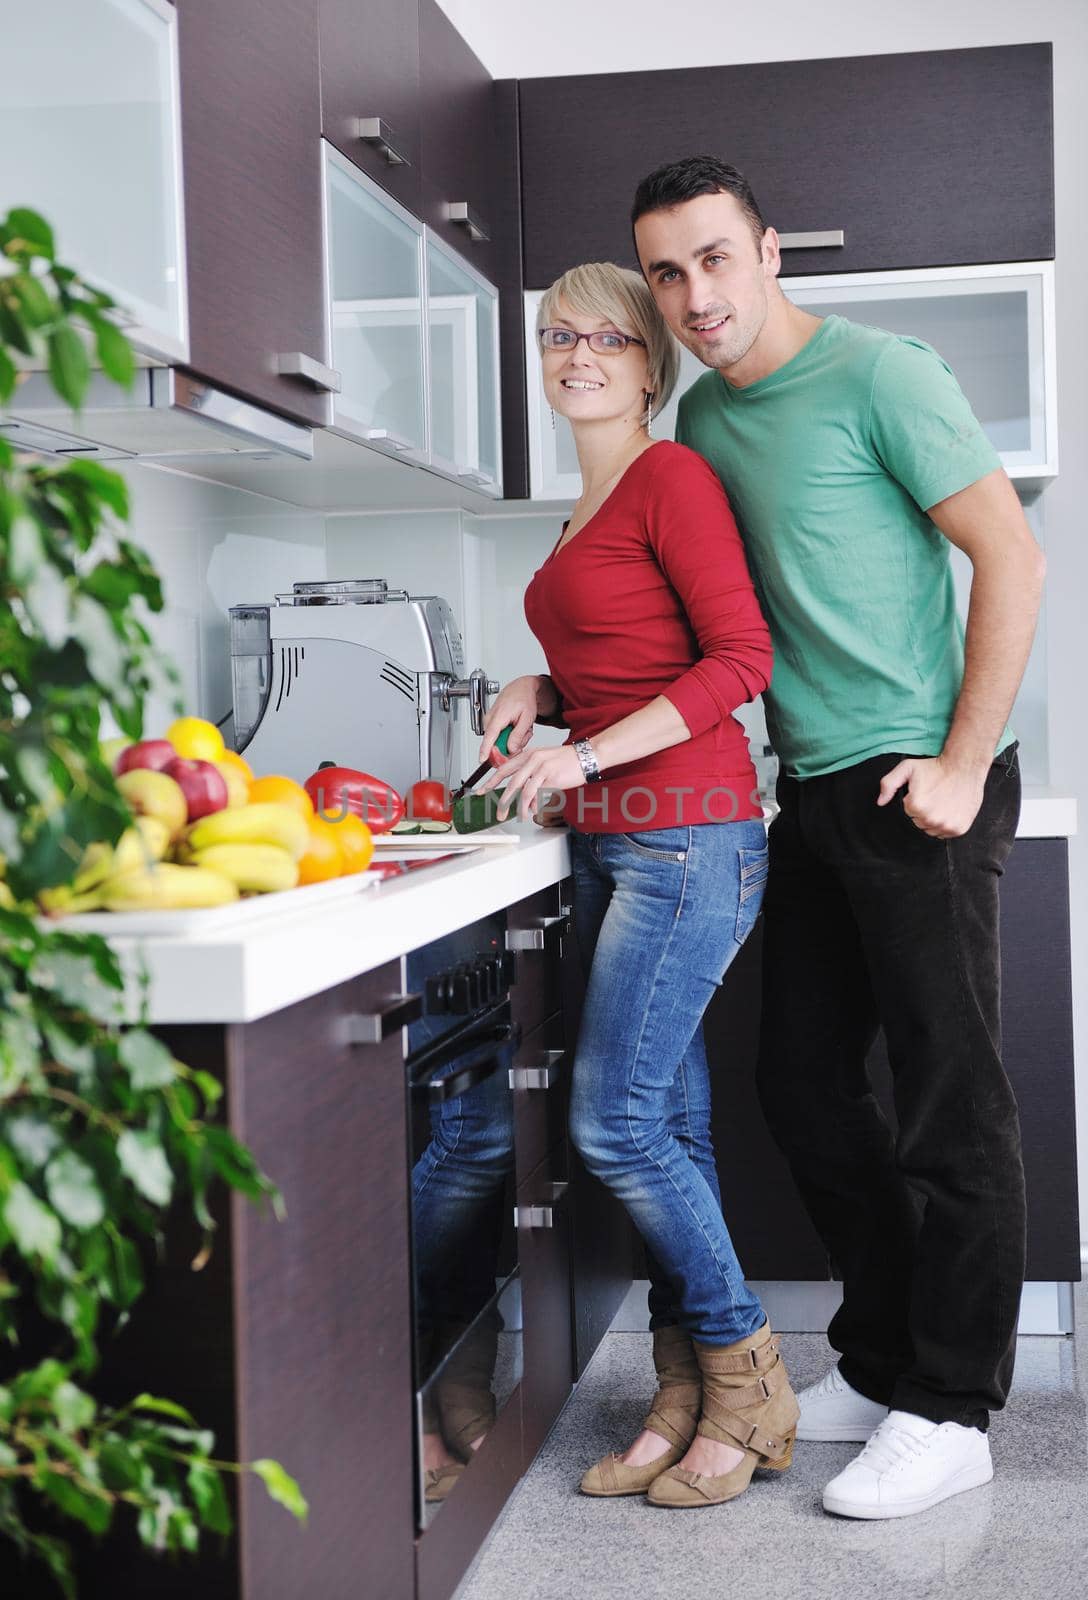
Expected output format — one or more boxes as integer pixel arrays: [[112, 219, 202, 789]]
[[734, 842, 769, 945]]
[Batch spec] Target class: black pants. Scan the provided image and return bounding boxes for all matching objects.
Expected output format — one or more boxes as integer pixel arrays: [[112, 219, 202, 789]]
[[757, 743, 1024, 1431]]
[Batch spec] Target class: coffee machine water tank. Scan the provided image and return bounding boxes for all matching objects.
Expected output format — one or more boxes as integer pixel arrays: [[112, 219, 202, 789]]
[[229, 605, 272, 751]]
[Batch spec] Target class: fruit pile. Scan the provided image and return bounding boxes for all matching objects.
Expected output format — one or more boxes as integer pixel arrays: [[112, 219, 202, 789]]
[[42, 718, 376, 915]]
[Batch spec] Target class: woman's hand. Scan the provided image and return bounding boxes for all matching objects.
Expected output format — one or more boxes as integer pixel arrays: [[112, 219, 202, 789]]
[[476, 742, 585, 822], [479, 676, 546, 762]]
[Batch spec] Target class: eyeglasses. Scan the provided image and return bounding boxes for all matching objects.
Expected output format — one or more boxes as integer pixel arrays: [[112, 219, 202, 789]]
[[539, 327, 646, 355]]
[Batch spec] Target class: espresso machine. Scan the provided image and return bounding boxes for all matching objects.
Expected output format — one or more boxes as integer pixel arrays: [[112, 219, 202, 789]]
[[229, 579, 498, 797]]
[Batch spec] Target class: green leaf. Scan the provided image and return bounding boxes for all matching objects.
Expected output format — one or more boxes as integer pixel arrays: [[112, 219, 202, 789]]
[[41, 1017, 96, 1076], [12, 1360, 69, 1404], [45, 1151, 106, 1230], [11, 272, 56, 330], [119, 1030, 178, 1092], [64, 458, 129, 521], [52, 1379, 96, 1433], [187, 1459, 232, 1535], [40, 1471, 112, 1535], [4, 1114, 61, 1171], [0, 344, 16, 404], [102, 1224, 143, 1309], [191, 1070, 223, 1108], [71, 594, 125, 696], [249, 1458, 308, 1523], [89, 314, 135, 389], [3, 1182, 61, 1265], [47, 325, 91, 411], [0, 1441, 17, 1467], [0, 296, 35, 356], [7, 208, 55, 259], [23, 558, 71, 650], [117, 1131, 173, 1209], [7, 509, 45, 586], [33, 949, 122, 1022], [130, 1394, 196, 1426]]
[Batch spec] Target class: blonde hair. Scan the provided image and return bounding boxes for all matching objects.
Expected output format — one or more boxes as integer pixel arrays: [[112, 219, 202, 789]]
[[536, 262, 680, 424]]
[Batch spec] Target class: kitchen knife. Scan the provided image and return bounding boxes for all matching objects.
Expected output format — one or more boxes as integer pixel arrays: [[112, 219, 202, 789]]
[[450, 724, 513, 803]]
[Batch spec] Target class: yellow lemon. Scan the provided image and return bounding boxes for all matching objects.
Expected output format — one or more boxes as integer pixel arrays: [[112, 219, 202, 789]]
[[167, 716, 226, 763]]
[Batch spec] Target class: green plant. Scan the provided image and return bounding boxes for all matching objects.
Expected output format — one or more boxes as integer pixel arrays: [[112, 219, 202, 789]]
[[0, 208, 306, 1595]]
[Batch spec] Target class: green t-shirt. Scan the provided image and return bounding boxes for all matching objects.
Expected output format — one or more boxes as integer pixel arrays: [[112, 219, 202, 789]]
[[676, 314, 1013, 780]]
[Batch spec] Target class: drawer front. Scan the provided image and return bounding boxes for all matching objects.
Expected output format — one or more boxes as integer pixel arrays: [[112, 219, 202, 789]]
[[512, 1010, 568, 1189], [507, 882, 570, 1034], [515, 1155, 574, 1465]]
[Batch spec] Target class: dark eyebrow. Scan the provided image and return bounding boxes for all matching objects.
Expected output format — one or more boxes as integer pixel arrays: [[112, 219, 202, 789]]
[[646, 238, 735, 274]]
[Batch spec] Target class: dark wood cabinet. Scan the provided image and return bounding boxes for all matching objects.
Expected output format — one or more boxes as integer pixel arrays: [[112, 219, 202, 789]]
[[318, 0, 421, 212], [418, 0, 499, 278], [518, 43, 1055, 288], [516, 1153, 576, 1465], [176, 0, 330, 427]]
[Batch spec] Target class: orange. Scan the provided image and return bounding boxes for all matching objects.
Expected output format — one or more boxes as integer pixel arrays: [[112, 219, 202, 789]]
[[247, 774, 314, 820], [166, 716, 225, 763], [297, 815, 343, 885], [217, 749, 254, 784], [330, 813, 374, 875]]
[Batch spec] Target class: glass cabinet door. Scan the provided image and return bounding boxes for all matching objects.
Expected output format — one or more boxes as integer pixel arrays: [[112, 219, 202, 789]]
[[786, 263, 1056, 490], [426, 234, 501, 495], [0, 0, 187, 364], [323, 143, 427, 463]]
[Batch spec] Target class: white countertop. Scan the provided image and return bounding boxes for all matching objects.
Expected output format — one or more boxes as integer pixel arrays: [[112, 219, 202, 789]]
[[112, 823, 572, 1025], [105, 788, 1076, 1027]]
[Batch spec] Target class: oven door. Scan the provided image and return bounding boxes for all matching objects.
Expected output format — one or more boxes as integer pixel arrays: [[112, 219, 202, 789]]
[[409, 1002, 522, 1529]]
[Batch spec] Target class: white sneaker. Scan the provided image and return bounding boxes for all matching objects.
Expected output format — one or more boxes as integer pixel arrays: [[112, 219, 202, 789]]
[[822, 1410, 994, 1520], [796, 1364, 889, 1442]]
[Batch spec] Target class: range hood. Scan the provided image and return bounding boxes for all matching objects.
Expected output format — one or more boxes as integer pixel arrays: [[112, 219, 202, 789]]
[[1, 368, 313, 462]]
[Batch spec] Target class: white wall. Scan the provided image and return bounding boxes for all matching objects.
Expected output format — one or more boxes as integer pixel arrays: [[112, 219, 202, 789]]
[[442, 0, 1088, 1252], [108, 461, 326, 744]]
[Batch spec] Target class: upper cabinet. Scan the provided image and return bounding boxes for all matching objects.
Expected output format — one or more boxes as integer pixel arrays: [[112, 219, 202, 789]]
[[177, 0, 332, 427], [518, 44, 1055, 288], [417, 0, 500, 283], [318, 0, 421, 214], [0, 0, 188, 365]]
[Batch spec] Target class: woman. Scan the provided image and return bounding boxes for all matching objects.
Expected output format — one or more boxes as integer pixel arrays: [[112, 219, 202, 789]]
[[475, 263, 799, 1510]]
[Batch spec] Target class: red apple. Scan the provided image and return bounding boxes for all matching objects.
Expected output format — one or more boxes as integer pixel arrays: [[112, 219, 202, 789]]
[[115, 739, 179, 776], [163, 757, 229, 822]]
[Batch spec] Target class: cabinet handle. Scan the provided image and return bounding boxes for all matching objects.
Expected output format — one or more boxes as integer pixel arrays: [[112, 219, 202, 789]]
[[276, 352, 342, 393], [363, 427, 416, 453], [354, 116, 411, 167], [515, 1181, 569, 1231], [446, 201, 490, 244], [458, 468, 497, 489], [505, 909, 571, 952], [509, 1048, 565, 1091], [777, 229, 845, 250], [344, 993, 422, 1044]]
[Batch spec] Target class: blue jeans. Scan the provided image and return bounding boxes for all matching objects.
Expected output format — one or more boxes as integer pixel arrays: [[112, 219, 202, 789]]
[[568, 822, 769, 1346]]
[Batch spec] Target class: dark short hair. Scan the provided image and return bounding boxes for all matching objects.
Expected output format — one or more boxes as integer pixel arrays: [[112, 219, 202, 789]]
[[631, 156, 767, 254]]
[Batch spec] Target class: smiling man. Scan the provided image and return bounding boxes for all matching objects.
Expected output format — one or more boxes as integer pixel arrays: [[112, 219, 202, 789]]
[[632, 155, 1045, 1520]]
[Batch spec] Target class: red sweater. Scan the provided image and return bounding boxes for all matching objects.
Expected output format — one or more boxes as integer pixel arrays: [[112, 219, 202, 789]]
[[524, 441, 772, 833]]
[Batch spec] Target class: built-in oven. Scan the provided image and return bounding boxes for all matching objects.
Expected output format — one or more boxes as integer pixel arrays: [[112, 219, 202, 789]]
[[404, 911, 523, 1530]]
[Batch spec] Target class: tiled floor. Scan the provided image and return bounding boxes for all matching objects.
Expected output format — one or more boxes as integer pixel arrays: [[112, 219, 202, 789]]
[[454, 1282, 1088, 1600]]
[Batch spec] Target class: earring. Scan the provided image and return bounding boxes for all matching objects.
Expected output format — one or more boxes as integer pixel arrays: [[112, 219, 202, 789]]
[[550, 406, 556, 430], [646, 393, 654, 435]]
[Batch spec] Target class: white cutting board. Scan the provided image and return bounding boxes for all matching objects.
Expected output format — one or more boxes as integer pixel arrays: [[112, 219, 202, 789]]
[[370, 827, 522, 849], [40, 870, 382, 938]]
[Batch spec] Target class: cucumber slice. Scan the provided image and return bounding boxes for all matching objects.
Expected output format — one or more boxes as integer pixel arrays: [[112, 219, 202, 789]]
[[391, 819, 421, 834], [419, 820, 453, 833]]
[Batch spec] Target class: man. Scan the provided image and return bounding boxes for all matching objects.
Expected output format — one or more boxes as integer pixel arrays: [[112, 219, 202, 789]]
[[632, 155, 1045, 1520]]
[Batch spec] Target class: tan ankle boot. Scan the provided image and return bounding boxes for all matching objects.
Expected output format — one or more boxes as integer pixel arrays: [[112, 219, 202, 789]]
[[580, 1324, 702, 1496], [647, 1320, 799, 1508]]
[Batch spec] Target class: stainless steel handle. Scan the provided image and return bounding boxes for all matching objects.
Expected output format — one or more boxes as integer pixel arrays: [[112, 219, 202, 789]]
[[777, 229, 845, 250], [354, 116, 411, 167], [515, 1181, 569, 1231], [363, 427, 416, 453], [344, 992, 423, 1044], [440, 666, 498, 737], [509, 1048, 565, 1092], [505, 909, 571, 952], [276, 352, 342, 393], [446, 201, 490, 244]]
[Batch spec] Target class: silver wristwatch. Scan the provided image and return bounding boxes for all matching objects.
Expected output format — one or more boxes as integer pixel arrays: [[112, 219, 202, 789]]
[[572, 738, 602, 783]]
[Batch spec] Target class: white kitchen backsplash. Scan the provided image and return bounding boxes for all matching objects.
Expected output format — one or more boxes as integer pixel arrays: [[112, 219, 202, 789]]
[[108, 460, 326, 746]]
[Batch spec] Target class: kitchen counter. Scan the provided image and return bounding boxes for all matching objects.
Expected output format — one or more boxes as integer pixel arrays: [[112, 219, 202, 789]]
[[110, 823, 572, 1024], [102, 787, 1075, 1027]]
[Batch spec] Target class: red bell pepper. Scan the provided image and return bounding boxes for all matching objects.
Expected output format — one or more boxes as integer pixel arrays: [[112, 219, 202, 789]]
[[304, 763, 406, 833]]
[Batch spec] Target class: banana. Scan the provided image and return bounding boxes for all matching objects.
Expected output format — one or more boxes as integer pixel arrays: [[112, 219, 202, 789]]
[[38, 818, 175, 914], [184, 803, 309, 861], [187, 842, 299, 895], [99, 863, 240, 911]]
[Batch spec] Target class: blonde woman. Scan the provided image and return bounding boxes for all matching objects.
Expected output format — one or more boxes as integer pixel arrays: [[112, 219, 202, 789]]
[[476, 263, 799, 1509]]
